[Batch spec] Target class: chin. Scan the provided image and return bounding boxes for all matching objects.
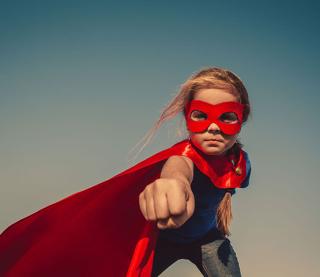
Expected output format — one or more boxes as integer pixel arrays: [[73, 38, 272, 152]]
[[201, 146, 226, 156], [205, 150, 226, 156]]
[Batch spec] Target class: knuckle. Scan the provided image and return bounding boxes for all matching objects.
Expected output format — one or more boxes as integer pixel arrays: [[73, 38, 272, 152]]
[[154, 179, 164, 189], [145, 184, 154, 196], [171, 179, 185, 190]]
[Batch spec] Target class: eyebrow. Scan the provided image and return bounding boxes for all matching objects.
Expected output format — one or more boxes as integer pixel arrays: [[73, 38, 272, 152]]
[[192, 110, 207, 114]]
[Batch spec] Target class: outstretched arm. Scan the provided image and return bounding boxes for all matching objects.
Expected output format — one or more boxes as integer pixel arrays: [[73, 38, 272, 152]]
[[139, 155, 195, 229]]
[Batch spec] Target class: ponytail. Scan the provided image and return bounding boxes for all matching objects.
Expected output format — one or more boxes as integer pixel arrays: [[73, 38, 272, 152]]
[[216, 191, 233, 237], [216, 141, 242, 237]]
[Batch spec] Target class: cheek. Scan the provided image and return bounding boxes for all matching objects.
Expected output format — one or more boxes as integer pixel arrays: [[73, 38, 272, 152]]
[[222, 134, 238, 145], [189, 133, 203, 144]]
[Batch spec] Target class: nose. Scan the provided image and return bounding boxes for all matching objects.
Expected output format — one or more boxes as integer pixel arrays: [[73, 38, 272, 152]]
[[207, 122, 221, 133]]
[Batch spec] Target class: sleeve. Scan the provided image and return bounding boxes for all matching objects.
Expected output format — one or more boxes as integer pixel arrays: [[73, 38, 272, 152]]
[[241, 151, 251, 188]]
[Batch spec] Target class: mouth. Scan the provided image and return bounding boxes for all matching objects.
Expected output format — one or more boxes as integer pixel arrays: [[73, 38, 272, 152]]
[[205, 138, 223, 142]]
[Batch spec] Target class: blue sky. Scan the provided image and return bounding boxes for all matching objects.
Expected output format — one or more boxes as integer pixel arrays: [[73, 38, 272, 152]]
[[1, 1, 319, 276]]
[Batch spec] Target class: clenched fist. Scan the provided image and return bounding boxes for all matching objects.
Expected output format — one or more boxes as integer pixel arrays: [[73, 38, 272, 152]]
[[139, 177, 195, 229]]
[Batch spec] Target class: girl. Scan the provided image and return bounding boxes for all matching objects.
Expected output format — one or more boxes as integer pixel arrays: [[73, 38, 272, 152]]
[[138, 67, 251, 276], [0, 67, 251, 277]]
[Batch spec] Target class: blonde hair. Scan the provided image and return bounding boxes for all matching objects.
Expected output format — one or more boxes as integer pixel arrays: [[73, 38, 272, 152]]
[[129, 66, 251, 237]]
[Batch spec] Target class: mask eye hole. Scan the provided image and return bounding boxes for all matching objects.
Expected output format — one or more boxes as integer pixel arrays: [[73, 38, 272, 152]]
[[219, 112, 238, 123], [190, 110, 207, 121]]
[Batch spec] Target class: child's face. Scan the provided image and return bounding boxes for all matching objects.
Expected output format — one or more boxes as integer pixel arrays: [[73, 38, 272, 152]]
[[187, 88, 241, 156]]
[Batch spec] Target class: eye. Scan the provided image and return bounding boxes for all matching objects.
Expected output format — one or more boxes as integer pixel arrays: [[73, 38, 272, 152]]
[[219, 112, 238, 123], [190, 110, 207, 121]]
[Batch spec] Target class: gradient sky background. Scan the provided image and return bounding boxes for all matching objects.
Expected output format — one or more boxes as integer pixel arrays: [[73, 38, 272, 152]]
[[1, 1, 319, 276]]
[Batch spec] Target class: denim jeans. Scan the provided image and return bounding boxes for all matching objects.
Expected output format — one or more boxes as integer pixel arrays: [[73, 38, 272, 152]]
[[152, 228, 242, 277]]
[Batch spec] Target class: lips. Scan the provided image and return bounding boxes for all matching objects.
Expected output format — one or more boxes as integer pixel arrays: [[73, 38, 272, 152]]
[[205, 138, 223, 142]]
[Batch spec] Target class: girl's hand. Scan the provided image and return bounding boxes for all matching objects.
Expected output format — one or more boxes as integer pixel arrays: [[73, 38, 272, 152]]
[[139, 177, 195, 229]]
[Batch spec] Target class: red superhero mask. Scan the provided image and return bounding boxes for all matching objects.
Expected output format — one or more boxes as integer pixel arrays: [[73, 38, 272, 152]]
[[184, 100, 245, 135]]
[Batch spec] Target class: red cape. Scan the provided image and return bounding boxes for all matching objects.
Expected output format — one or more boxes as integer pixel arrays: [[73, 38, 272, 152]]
[[0, 139, 247, 277]]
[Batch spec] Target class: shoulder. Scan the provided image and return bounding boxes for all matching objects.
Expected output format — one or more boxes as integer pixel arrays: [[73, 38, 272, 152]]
[[240, 150, 252, 188], [161, 155, 194, 183], [242, 149, 250, 160], [242, 150, 251, 172], [165, 155, 194, 172]]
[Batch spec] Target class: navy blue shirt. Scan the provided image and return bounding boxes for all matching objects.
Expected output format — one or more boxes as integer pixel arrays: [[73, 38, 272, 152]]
[[159, 151, 251, 243]]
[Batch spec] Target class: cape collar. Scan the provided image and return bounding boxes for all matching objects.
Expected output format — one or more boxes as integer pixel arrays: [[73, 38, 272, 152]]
[[172, 139, 247, 189]]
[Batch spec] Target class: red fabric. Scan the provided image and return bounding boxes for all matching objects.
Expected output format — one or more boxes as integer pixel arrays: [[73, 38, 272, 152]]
[[0, 139, 247, 277]]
